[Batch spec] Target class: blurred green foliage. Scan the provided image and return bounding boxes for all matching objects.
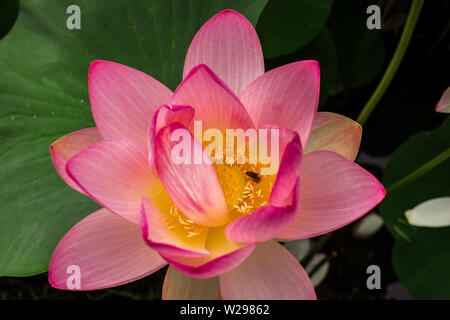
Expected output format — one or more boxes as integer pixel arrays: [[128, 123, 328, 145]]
[[380, 117, 450, 299], [256, 0, 333, 58]]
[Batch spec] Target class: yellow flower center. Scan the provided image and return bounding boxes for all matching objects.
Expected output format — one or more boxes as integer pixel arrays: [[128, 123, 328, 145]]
[[213, 163, 273, 219], [164, 162, 274, 238]]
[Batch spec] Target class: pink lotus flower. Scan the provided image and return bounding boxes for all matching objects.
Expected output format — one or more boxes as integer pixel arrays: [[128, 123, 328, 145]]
[[48, 10, 385, 299]]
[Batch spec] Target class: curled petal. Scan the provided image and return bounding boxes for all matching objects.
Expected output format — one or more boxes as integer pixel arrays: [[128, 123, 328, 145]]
[[155, 123, 228, 227], [151, 105, 195, 136], [50, 128, 102, 194], [49, 209, 166, 291], [305, 112, 362, 161], [269, 133, 302, 207], [220, 241, 316, 300], [162, 266, 220, 300], [280, 150, 386, 239], [260, 124, 299, 169], [89, 60, 172, 145], [141, 197, 209, 258], [148, 104, 195, 169], [183, 9, 264, 96], [162, 226, 256, 279]]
